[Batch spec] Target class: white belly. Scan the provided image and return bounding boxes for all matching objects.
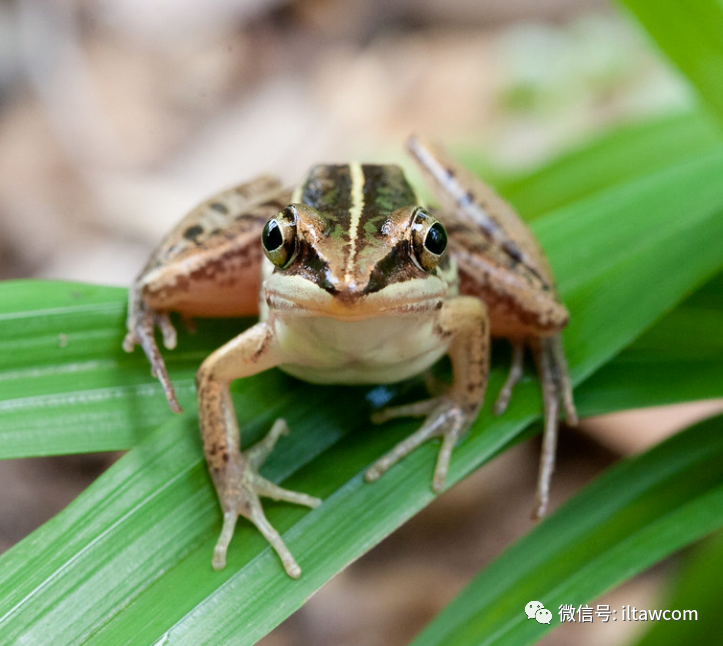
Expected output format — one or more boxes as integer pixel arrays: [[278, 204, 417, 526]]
[[272, 312, 449, 385]]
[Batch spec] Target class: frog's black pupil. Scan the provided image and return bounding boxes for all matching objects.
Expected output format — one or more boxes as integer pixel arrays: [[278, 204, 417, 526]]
[[263, 220, 283, 251], [425, 222, 447, 255]]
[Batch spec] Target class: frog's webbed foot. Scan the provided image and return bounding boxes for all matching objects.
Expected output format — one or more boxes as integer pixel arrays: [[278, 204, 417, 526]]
[[366, 397, 474, 493], [531, 335, 577, 520], [123, 297, 182, 413], [488, 336, 577, 519], [212, 419, 322, 578]]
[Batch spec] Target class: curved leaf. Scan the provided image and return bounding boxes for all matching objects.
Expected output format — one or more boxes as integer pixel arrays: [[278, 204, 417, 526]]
[[499, 111, 723, 219], [409, 414, 723, 646], [576, 271, 723, 413], [631, 530, 723, 646]]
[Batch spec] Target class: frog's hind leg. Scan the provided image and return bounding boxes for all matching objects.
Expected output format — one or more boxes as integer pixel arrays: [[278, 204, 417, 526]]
[[493, 341, 526, 415], [124, 301, 182, 412], [531, 334, 578, 519], [124, 176, 292, 411]]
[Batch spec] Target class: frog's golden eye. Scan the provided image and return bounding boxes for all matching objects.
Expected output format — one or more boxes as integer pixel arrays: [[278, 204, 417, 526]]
[[411, 208, 447, 272], [262, 207, 297, 268]]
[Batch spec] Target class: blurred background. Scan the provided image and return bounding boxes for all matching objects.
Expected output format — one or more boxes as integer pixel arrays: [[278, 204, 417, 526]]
[[0, 0, 719, 644]]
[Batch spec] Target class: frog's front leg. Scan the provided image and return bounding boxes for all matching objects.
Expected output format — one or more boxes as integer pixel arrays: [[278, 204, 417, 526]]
[[365, 296, 489, 492], [196, 322, 321, 577]]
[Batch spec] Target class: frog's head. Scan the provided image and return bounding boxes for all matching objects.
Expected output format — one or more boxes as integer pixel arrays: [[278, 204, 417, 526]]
[[261, 163, 455, 319]]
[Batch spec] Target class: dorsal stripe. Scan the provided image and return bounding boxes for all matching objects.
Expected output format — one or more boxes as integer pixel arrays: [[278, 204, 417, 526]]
[[346, 162, 365, 279]]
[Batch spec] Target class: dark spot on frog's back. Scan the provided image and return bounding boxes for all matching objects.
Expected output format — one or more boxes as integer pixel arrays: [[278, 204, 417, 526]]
[[210, 202, 229, 214], [361, 164, 417, 214], [183, 225, 204, 242], [502, 240, 523, 265], [459, 191, 475, 207]]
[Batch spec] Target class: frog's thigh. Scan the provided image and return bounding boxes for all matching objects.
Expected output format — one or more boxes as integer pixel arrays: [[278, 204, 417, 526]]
[[140, 178, 292, 319], [125, 178, 292, 410], [141, 246, 264, 319]]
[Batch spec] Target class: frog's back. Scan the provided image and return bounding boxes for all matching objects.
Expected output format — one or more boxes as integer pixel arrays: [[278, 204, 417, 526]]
[[295, 164, 420, 219]]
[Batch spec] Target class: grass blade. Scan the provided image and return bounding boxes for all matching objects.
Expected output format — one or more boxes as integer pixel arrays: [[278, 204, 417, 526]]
[[496, 111, 723, 218], [409, 414, 723, 646], [631, 530, 723, 645]]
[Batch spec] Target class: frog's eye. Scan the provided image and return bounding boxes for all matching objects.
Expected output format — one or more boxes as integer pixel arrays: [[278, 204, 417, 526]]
[[262, 207, 297, 268], [411, 207, 447, 272]]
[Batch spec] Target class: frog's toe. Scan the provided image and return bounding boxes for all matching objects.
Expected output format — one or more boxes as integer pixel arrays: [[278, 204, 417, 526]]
[[213, 475, 315, 577], [212, 424, 321, 576], [246, 418, 290, 468], [493, 342, 526, 416], [244, 421, 321, 508], [157, 312, 178, 350], [212, 508, 238, 571], [366, 398, 471, 492], [131, 310, 182, 413], [212, 485, 305, 578], [370, 397, 441, 424], [431, 419, 466, 492], [531, 335, 578, 519], [253, 473, 322, 509], [122, 330, 138, 353]]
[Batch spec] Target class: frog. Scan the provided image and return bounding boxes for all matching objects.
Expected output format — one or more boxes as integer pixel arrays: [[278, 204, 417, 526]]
[[123, 136, 577, 578]]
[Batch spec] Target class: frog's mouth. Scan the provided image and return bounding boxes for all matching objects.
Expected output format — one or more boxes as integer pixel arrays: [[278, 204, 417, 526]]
[[264, 274, 448, 321]]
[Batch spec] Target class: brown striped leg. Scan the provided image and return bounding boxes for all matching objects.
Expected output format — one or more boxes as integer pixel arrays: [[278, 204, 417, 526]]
[[123, 176, 290, 412], [531, 334, 578, 520]]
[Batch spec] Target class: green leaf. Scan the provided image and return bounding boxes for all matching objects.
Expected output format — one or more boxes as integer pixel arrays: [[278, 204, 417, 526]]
[[631, 529, 723, 645], [0, 280, 253, 458], [497, 111, 723, 218], [408, 413, 723, 646], [576, 271, 723, 414], [618, 0, 723, 128], [2, 147, 723, 642]]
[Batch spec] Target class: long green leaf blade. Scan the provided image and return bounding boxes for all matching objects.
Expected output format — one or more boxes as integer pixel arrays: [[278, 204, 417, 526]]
[[631, 530, 723, 645], [618, 0, 723, 127], [0, 281, 254, 458], [409, 414, 723, 646], [497, 111, 723, 218], [578, 271, 723, 414]]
